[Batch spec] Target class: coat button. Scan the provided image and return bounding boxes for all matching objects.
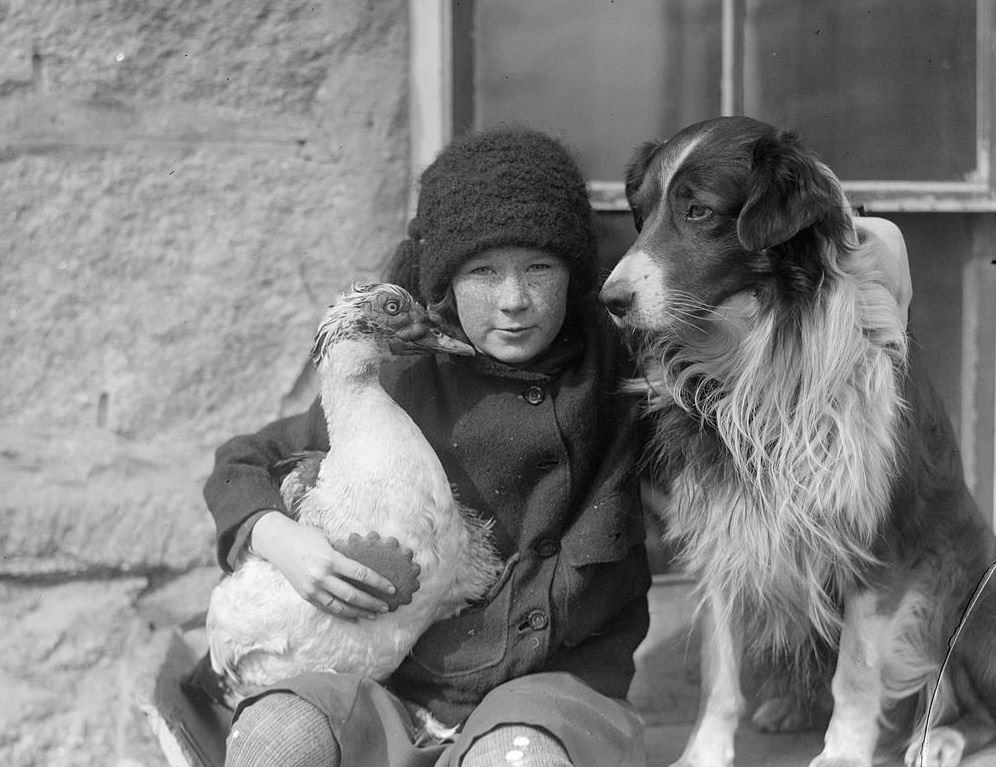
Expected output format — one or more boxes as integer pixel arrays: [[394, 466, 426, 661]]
[[534, 539, 560, 558], [527, 610, 549, 631], [523, 385, 544, 405]]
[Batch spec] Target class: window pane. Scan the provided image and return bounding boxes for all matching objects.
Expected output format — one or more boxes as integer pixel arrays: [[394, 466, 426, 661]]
[[473, 0, 723, 179], [744, 0, 977, 182]]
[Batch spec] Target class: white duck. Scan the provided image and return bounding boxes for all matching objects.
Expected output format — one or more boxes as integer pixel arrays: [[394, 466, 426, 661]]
[[206, 283, 502, 705]]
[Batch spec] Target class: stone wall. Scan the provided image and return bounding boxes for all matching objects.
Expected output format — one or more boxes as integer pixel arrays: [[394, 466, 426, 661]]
[[0, 1, 410, 764]]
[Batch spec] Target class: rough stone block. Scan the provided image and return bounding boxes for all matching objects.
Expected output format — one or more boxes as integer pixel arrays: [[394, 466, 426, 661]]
[[0, 0, 409, 448], [0, 1, 410, 763], [0, 579, 166, 767], [0, 427, 215, 576]]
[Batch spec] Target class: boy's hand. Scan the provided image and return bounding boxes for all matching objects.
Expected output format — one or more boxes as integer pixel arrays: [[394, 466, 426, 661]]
[[332, 531, 421, 612], [250, 511, 398, 621], [852, 216, 913, 326]]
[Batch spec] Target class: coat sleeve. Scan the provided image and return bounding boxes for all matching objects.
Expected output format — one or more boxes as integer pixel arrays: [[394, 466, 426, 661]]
[[203, 398, 329, 571]]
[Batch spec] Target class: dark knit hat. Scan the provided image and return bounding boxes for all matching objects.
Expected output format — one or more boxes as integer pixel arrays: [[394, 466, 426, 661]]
[[386, 128, 598, 305]]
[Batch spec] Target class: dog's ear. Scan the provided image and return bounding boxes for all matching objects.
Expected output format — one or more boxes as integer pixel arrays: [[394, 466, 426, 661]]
[[737, 131, 847, 252], [625, 141, 662, 200], [625, 141, 664, 230]]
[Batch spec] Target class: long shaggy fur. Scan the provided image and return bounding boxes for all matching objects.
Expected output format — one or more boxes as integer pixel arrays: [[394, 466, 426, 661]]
[[632, 248, 907, 653], [600, 116, 996, 766]]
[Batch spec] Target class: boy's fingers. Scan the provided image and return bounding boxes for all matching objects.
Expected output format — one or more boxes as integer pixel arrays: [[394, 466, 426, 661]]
[[316, 592, 347, 615], [853, 216, 912, 325], [328, 548, 398, 597], [344, 560, 397, 596], [314, 592, 362, 622], [317, 569, 390, 615], [312, 586, 382, 621]]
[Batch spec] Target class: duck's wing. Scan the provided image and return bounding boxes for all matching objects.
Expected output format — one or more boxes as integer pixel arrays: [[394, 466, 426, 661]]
[[453, 501, 504, 604], [271, 451, 325, 520], [269, 452, 423, 609]]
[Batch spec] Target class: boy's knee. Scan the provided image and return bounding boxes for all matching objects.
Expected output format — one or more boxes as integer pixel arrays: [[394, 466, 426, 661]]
[[226, 692, 340, 767], [461, 724, 573, 767]]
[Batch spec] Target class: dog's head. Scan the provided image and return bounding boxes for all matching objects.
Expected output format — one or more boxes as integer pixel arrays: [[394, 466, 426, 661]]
[[599, 116, 852, 336]]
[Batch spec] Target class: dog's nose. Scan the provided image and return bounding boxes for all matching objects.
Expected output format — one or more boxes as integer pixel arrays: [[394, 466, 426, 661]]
[[599, 287, 634, 318]]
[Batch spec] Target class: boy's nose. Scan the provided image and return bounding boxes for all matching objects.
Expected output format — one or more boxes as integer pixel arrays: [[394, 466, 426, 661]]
[[497, 274, 530, 310]]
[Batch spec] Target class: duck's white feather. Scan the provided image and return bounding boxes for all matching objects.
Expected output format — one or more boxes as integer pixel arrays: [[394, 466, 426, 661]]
[[206, 285, 501, 702]]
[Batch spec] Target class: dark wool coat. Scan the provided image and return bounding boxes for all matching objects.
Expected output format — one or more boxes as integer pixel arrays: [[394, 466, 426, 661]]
[[203, 309, 652, 726]]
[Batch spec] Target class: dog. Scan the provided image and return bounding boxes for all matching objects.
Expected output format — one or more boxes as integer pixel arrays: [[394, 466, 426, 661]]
[[599, 116, 996, 767]]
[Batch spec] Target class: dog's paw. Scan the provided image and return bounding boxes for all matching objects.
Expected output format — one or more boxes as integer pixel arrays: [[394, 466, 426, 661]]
[[751, 695, 813, 733], [904, 726, 966, 767], [668, 742, 734, 767], [808, 756, 871, 767]]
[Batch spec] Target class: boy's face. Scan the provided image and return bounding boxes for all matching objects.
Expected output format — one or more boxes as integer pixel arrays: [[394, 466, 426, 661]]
[[452, 247, 569, 365]]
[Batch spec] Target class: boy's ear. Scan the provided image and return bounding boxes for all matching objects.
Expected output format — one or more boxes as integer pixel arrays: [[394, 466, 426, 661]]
[[737, 131, 847, 252]]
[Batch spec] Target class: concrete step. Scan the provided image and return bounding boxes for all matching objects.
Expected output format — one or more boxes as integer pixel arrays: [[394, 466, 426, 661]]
[[142, 576, 996, 767]]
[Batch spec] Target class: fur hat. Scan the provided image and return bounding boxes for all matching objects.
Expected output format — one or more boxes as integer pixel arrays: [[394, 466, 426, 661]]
[[386, 128, 598, 305]]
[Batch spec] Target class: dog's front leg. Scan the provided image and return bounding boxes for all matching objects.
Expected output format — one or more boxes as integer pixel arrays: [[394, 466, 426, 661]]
[[673, 591, 745, 767], [811, 590, 889, 767]]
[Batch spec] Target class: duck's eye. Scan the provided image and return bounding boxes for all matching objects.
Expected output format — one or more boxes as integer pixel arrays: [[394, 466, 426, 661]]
[[686, 204, 712, 221], [383, 298, 402, 315]]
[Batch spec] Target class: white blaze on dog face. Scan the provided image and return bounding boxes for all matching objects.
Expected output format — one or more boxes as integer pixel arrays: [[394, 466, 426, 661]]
[[600, 132, 707, 331]]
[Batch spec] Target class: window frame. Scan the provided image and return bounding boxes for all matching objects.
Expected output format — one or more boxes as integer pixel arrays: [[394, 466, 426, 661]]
[[410, 0, 996, 213], [408, 1, 996, 526]]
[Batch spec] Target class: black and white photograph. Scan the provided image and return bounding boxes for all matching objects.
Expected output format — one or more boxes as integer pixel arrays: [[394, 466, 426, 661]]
[[1, 2, 994, 766]]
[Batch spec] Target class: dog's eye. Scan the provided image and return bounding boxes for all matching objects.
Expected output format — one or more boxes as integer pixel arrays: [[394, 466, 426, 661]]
[[686, 204, 712, 221]]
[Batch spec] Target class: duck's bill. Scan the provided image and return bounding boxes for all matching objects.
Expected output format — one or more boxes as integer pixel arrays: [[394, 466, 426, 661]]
[[392, 328, 475, 356]]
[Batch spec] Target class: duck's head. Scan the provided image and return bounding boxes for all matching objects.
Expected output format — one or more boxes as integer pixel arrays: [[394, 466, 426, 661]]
[[311, 282, 475, 364]]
